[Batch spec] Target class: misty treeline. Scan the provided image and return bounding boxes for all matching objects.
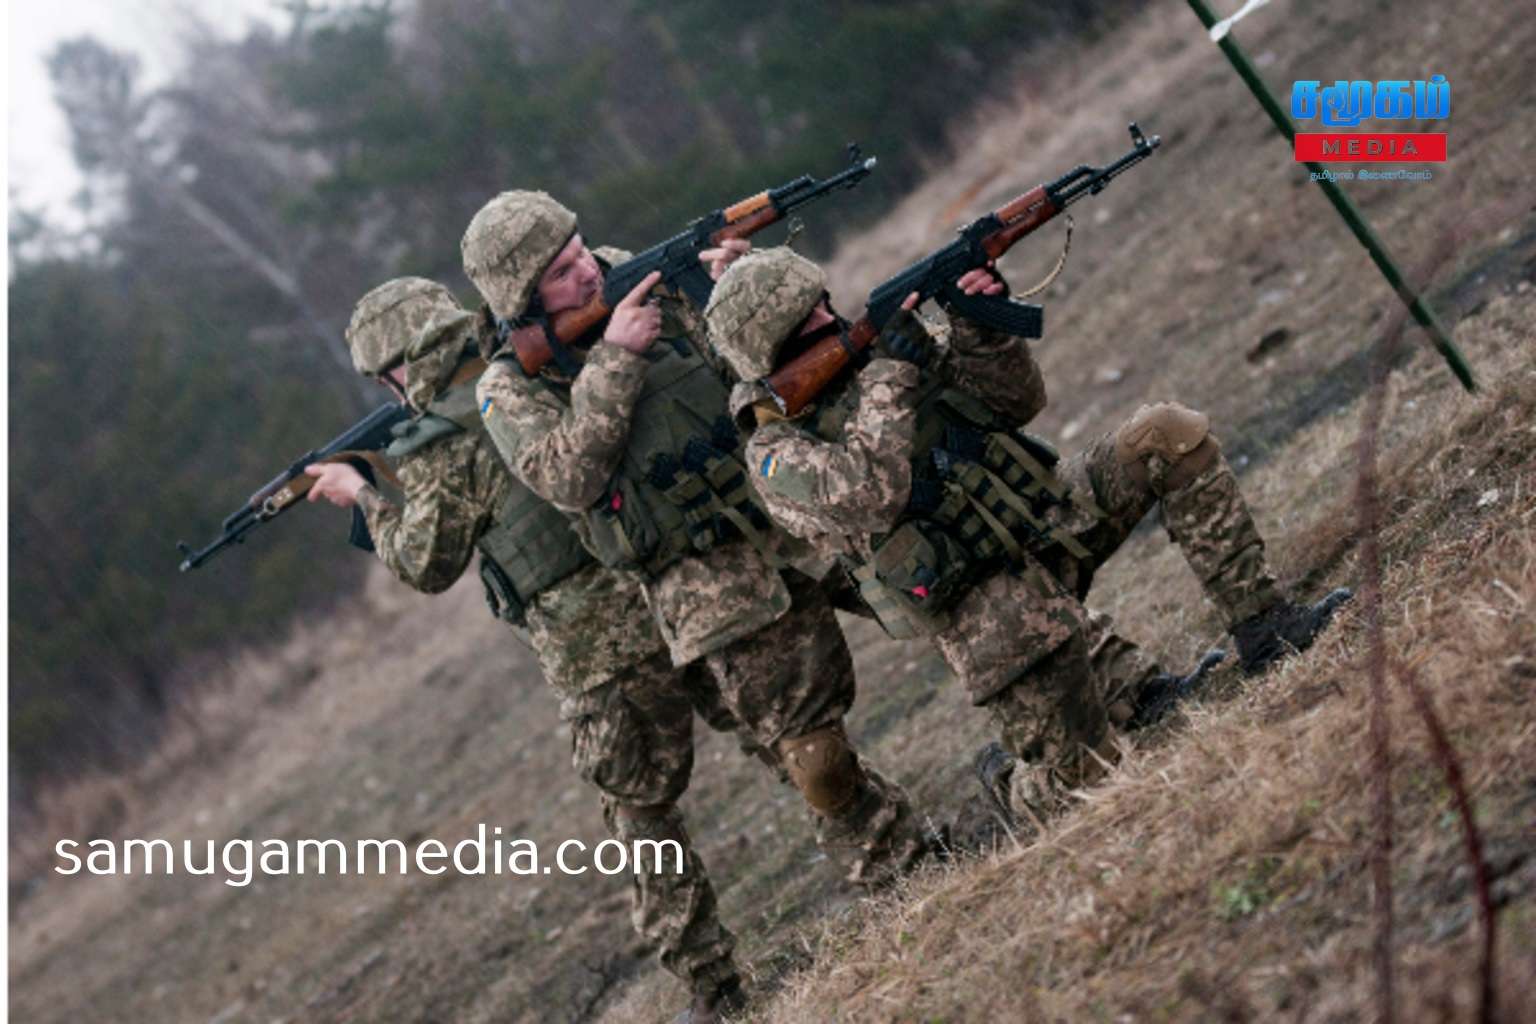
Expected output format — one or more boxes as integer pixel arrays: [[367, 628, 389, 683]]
[[9, 0, 1132, 810]]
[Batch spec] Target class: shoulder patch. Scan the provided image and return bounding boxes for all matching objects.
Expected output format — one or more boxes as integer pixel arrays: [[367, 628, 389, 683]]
[[756, 454, 816, 503], [480, 397, 493, 418]]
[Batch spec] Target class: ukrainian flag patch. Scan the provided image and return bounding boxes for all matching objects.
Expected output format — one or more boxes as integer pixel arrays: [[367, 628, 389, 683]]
[[759, 454, 779, 478], [480, 397, 493, 418]]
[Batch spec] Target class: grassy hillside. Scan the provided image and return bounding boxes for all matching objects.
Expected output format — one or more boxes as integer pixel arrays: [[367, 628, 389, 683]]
[[759, 292, 1536, 1022], [10, 0, 1534, 1020]]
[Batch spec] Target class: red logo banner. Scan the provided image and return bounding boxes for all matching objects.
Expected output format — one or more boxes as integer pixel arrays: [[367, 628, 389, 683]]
[[1295, 133, 1447, 162]]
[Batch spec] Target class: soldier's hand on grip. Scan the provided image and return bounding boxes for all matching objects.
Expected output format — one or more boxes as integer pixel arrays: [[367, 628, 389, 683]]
[[876, 308, 934, 369], [700, 238, 752, 281], [304, 462, 368, 508], [956, 265, 1006, 297]]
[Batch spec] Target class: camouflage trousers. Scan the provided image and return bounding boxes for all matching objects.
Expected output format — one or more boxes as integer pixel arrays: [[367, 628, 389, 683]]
[[565, 651, 760, 997], [1085, 607, 1165, 732], [703, 569, 929, 888], [946, 422, 1282, 826]]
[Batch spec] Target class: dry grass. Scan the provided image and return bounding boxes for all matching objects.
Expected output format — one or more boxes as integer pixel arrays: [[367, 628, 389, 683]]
[[761, 292, 1536, 1023]]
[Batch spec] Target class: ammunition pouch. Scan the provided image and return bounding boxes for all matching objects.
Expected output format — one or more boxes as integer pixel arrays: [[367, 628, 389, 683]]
[[854, 414, 1102, 641], [848, 520, 971, 639], [566, 339, 780, 578], [582, 415, 774, 576], [477, 478, 594, 627], [477, 554, 526, 626]]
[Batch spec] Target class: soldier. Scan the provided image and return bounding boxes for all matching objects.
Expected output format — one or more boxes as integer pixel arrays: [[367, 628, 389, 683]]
[[303, 278, 767, 1020], [461, 195, 932, 971], [705, 247, 1350, 832]]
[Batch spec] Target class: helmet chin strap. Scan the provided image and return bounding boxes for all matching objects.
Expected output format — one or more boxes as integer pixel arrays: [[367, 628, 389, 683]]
[[539, 315, 583, 377], [378, 371, 409, 405]]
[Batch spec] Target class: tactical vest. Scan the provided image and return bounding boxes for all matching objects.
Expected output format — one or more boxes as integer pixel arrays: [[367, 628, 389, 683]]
[[803, 373, 1103, 640], [516, 337, 775, 579], [386, 374, 594, 626]]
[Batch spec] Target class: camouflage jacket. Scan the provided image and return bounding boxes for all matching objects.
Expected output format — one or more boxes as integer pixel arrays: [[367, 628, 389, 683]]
[[359, 351, 663, 696], [733, 312, 1045, 561], [357, 427, 510, 596], [477, 249, 803, 666]]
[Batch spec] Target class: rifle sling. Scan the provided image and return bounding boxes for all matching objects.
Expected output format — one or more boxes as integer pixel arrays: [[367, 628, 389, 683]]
[[836, 322, 859, 363], [1014, 215, 1074, 299]]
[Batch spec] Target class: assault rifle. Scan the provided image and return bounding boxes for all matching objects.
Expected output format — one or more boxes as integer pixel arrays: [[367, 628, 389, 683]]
[[176, 403, 410, 572], [763, 123, 1162, 417], [499, 144, 878, 375]]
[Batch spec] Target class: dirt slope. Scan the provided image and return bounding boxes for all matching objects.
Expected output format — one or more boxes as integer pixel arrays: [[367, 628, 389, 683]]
[[9, 0, 1534, 1021]]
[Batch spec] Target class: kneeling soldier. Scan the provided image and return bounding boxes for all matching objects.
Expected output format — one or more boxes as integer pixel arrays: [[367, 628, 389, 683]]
[[705, 248, 1349, 831]]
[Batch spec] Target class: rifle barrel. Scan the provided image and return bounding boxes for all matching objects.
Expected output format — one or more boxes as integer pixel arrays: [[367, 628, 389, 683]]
[[1050, 123, 1161, 208]]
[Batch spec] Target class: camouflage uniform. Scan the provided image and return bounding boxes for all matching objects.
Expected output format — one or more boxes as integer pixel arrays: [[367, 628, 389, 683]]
[[463, 193, 928, 900], [1084, 607, 1166, 731], [709, 249, 1287, 827], [345, 278, 751, 999]]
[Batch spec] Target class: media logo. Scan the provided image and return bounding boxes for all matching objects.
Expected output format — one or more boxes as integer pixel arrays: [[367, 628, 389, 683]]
[[1291, 76, 1449, 163]]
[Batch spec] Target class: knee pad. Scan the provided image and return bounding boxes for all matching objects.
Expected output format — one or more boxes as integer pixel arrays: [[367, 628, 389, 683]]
[[611, 801, 685, 843], [1114, 402, 1219, 493], [776, 723, 861, 816]]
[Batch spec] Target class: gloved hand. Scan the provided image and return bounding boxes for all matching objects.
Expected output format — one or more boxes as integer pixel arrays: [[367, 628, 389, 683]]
[[875, 308, 934, 368]]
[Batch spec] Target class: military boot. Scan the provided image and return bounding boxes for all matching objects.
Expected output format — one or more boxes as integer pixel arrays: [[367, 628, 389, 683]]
[[922, 820, 956, 863], [973, 742, 1019, 831], [1125, 648, 1228, 731], [1231, 588, 1353, 676], [676, 976, 747, 1024]]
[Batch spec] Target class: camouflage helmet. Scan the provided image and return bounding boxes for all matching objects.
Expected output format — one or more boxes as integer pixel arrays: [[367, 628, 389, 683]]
[[705, 247, 827, 381], [346, 277, 459, 376], [403, 306, 478, 411], [461, 190, 578, 320]]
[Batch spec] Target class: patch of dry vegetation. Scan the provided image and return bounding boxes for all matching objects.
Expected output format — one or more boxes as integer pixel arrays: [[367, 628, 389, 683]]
[[7, 566, 427, 893], [761, 291, 1536, 1023]]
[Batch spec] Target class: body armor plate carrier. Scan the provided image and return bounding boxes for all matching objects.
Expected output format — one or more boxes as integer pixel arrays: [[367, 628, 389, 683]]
[[807, 373, 1103, 640], [511, 337, 776, 580]]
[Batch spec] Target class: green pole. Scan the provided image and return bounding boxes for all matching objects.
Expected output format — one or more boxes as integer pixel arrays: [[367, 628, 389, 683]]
[[1186, 0, 1476, 391]]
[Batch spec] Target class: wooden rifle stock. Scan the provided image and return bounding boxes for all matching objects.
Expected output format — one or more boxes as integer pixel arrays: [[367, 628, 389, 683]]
[[717, 200, 780, 238], [722, 191, 773, 223], [507, 292, 613, 374], [762, 319, 879, 417], [253, 451, 400, 517]]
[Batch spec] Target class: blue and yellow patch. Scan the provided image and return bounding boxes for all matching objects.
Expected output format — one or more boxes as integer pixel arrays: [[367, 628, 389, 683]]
[[759, 454, 780, 479], [480, 397, 493, 419]]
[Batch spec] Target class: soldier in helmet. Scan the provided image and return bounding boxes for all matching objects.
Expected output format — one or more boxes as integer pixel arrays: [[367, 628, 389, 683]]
[[304, 277, 774, 1019], [463, 193, 933, 1020], [704, 247, 1351, 832]]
